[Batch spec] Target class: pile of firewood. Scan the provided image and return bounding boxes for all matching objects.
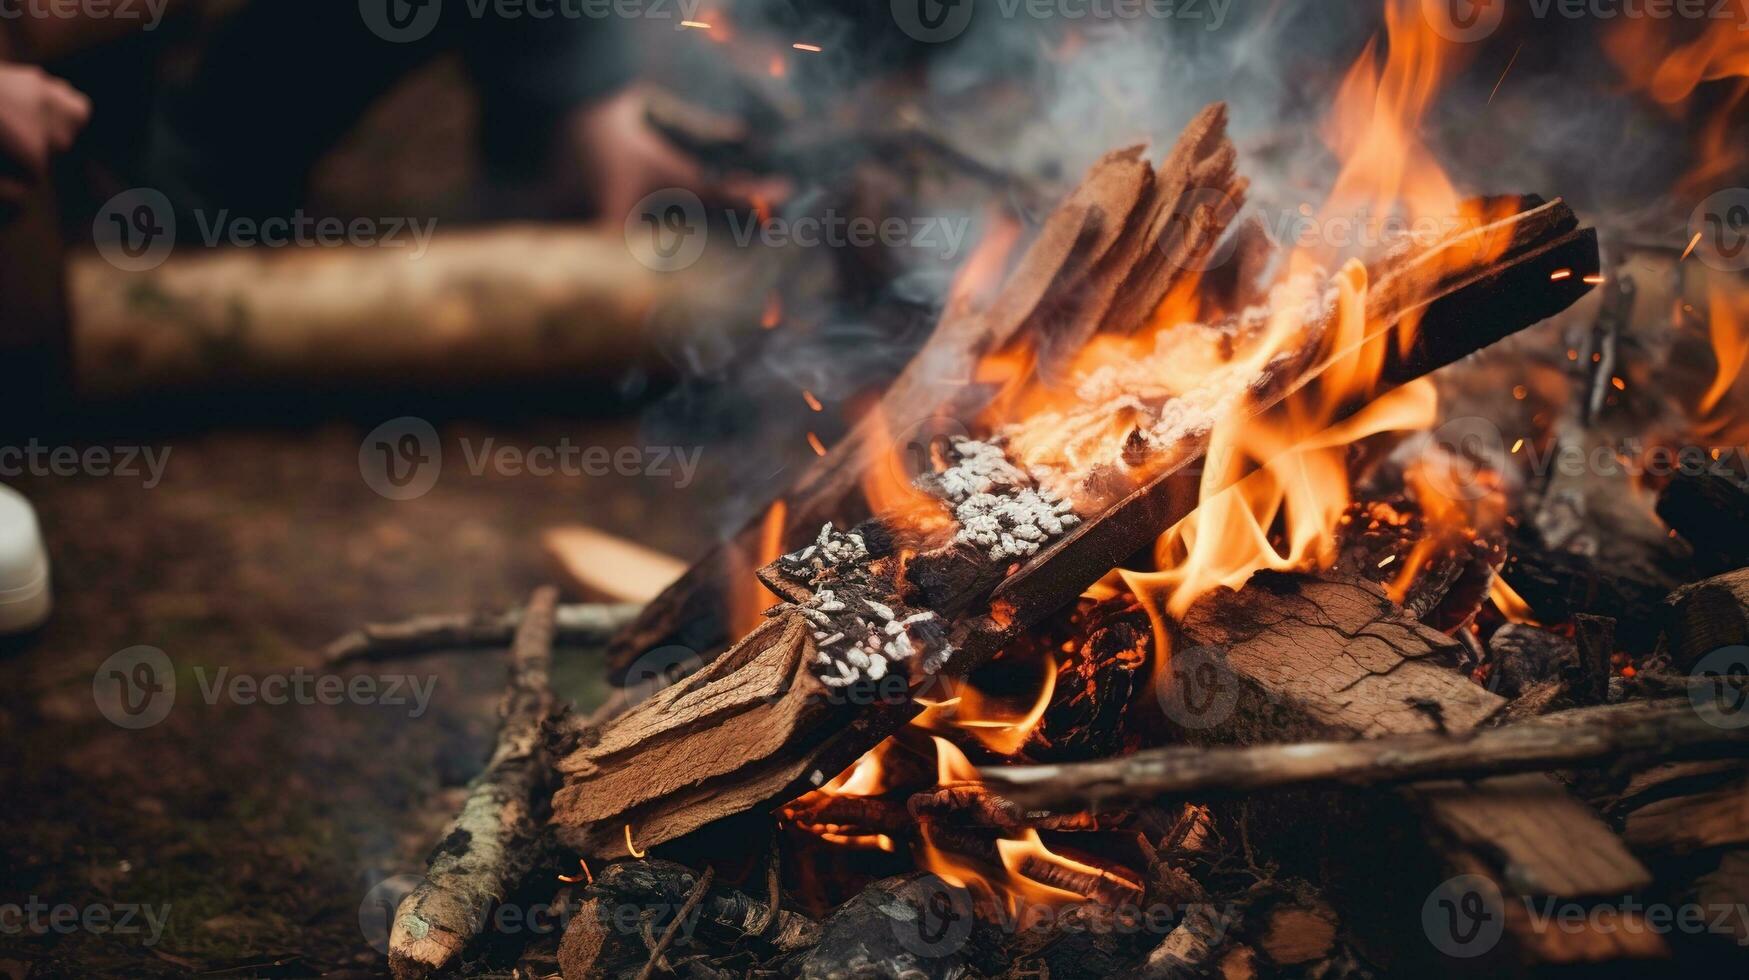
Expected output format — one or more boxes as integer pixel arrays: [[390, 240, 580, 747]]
[[331, 105, 1749, 978]]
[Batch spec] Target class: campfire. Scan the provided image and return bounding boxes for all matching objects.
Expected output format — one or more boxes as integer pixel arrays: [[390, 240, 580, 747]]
[[325, 4, 1749, 977]]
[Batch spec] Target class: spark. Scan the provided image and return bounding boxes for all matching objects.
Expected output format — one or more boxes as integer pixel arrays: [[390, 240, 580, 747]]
[[1682, 232, 1703, 262], [680, 20, 711, 29], [1511, 438, 1525, 454], [1488, 42, 1525, 106], [1612, 376, 1627, 391], [1550, 269, 1572, 281], [802, 390, 823, 412], [1512, 385, 1529, 400], [624, 824, 646, 858], [807, 432, 827, 457], [1583, 274, 1606, 285], [557, 858, 594, 884], [1377, 555, 1396, 569], [792, 42, 822, 52]]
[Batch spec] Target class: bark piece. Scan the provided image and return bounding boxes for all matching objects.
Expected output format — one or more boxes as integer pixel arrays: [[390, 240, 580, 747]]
[[389, 587, 561, 980]]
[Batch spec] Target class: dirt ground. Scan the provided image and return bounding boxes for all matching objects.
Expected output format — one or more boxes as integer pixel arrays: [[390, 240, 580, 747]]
[[0, 418, 706, 978]]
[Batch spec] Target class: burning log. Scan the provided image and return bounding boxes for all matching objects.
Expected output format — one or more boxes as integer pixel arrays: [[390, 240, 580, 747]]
[[606, 105, 1245, 678], [389, 587, 561, 980], [983, 700, 1747, 809], [325, 601, 642, 666], [555, 111, 1601, 865]]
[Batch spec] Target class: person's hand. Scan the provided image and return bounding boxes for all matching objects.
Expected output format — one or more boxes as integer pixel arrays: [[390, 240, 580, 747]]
[[0, 62, 90, 210], [567, 84, 707, 223]]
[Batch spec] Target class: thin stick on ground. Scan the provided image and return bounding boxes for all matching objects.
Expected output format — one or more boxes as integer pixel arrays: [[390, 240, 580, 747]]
[[325, 601, 641, 665], [987, 699, 1749, 811], [388, 586, 561, 980], [634, 866, 716, 980]]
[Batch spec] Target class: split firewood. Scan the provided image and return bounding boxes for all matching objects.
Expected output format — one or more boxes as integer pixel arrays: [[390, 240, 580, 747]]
[[1661, 567, 1749, 671], [325, 602, 642, 665], [985, 700, 1746, 809], [1612, 760, 1749, 855], [1657, 469, 1749, 573], [606, 105, 1243, 677], [389, 587, 560, 980], [543, 525, 687, 604]]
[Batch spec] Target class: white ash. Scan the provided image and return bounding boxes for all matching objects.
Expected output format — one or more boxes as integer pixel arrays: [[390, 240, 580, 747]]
[[924, 438, 1081, 562], [776, 523, 955, 688]]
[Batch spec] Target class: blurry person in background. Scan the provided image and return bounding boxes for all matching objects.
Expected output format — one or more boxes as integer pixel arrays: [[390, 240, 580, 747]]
[[148, 0, 704, 228], [0, 60, 88, 222]]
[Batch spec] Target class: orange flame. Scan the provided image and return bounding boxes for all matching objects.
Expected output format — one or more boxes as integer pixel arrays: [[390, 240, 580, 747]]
[[1604, 12, 1749, 192]]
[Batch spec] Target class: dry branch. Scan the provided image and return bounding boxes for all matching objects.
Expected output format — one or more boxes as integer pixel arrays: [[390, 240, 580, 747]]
[[389, 587, 561, 980], [325, 602, 641, 665], [987, 699, 1746, 809]]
